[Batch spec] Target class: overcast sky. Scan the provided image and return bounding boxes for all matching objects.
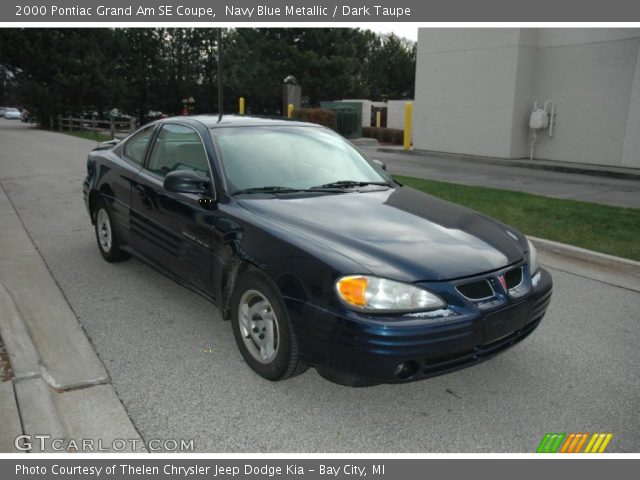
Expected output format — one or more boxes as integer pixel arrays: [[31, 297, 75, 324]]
[[373, 24, 418, 42]]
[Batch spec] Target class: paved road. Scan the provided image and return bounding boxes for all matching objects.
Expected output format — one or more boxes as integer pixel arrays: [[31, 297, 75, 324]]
[[358, 145, 640, 209], [1, 119, 639, 452]]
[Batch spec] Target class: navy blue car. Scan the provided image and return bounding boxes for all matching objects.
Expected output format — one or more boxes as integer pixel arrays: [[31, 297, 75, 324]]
[[83, 115, 552, 385]]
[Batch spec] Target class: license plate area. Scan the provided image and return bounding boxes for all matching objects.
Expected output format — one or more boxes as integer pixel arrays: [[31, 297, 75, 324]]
[[483, 301, 530, 343]]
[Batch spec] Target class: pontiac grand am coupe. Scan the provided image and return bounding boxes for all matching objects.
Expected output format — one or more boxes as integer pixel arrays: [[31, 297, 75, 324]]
[[83, 115, 552, 385]]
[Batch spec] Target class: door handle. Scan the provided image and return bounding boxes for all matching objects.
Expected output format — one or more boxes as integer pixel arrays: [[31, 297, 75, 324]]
[[134, 185, 147, 199]]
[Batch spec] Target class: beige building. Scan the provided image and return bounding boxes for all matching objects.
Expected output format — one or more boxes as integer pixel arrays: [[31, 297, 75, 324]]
[[413, 28, 640, 169]]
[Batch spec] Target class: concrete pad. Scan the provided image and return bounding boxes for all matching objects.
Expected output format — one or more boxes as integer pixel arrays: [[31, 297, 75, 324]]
[[0, 212, 35, 258], [0, 185, 141, 453], [13, 377, 66, 452], [0, 257, 108, 389], [53, 384, 144, 452], [0, 284, 40, 380], [0, 187, 108, 390], [0, 234, 37, 259], [0, 381, 24, 453], [0, 212, 28, 238]]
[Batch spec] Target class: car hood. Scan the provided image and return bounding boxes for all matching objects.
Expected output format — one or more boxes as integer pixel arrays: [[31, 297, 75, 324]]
[[237, 186, 527, 282]]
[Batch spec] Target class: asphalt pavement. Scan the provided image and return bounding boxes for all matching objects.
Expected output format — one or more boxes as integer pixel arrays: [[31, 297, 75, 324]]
[[1, 119, 639, 452], [358, 144, 640, 209]]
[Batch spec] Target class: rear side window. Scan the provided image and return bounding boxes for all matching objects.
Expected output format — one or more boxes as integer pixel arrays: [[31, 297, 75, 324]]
[[123, 127, 154, 166], [147, 124, 210, 178]]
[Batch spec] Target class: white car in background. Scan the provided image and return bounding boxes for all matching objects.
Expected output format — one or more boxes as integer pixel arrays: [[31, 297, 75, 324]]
[[4, 108, 21, 119]]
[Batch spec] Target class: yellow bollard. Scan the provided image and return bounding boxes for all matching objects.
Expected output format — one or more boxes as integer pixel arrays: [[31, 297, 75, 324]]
[[239, 97, 245, 115], [375, 110, 381, 128], [287, 104, 294, 119], [403, 102, 413, 151]]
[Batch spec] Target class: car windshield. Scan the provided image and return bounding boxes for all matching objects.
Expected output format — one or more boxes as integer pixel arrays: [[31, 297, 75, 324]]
[[210, 126, 391, 194], [7, 108, 18, 112]]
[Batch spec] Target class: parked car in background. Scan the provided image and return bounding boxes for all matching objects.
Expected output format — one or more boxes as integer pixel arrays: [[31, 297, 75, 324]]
[[143, 110, 168, 125], [82, 115, 553, 386], [0, 107, 7, 116], [4, 108, 21, 120]]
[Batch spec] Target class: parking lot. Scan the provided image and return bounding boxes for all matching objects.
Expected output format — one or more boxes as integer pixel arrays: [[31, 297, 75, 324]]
[[1, 119, 638, 452]]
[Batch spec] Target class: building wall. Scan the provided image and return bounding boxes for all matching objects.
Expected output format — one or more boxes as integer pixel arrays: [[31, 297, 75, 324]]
[[531, 33, 639, 165], [414, 29, 527, 157], [414, 28, 640, 168], [622, 44, 640, 168], [510, 30, 538, 158], [386, 100, 413, 130]]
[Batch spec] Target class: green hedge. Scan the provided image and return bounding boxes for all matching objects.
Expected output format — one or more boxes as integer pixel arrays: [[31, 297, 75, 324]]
[[292, 108, 337, 131], [362, 126, 404, 145]]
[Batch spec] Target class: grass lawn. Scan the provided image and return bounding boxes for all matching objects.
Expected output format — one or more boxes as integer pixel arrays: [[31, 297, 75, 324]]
[[395, 175, 640, 262], [62, 129, 113, 143]]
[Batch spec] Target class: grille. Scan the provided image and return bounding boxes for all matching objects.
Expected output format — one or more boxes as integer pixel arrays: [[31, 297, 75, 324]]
[[504, 267, 523, 290], [456, 279, 494, 300]]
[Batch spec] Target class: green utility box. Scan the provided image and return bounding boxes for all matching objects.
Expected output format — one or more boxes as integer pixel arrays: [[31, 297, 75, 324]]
[[320, 102, 362, 139]]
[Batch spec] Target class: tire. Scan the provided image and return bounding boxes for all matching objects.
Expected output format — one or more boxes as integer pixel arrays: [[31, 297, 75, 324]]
[[93, 199, 130, 262], [230, 268, 307, 381]]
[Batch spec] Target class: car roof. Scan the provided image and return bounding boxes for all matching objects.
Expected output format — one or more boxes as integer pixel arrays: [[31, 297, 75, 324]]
[[162, 114, 320, 129]]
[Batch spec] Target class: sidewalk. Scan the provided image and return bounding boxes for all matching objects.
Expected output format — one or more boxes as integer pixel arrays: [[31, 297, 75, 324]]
[[0, 187, 142, 453]]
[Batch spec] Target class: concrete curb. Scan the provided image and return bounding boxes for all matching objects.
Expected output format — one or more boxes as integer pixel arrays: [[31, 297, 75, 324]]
[[531, 236, 640, 293], [529, 236, 640, 278], [0, 186, 109, 390], [0, 381, 23, 453], [0, 284, 40, 381], [0, 186, 143, 453], [377, 147, 640, 181], [0, 281, 144, 452]]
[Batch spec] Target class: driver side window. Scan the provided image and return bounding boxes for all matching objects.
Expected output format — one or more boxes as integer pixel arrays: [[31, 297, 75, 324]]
[[147, 124, 210, 178]]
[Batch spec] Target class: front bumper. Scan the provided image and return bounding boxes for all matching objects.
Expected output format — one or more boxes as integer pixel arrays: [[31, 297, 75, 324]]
[[286, 267, 553, 384]]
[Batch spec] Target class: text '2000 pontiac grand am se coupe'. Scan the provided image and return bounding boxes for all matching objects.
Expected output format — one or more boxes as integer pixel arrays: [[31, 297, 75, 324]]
[[83, 115, 552, 386]]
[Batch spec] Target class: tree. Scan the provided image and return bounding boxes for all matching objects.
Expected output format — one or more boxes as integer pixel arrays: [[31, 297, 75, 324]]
[[0, 28, 417, 122], [367, 33, 416, 100]]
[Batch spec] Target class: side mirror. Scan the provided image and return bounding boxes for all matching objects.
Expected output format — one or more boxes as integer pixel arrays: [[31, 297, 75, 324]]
[[372, 159, 387, 171], [163, 170, 211, 195]]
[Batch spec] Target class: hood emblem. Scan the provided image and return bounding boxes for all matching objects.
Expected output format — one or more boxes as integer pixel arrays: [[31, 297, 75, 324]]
[[498, 275, 507, 292]]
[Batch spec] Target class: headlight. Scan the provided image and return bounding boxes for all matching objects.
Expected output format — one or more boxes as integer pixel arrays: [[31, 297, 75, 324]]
[[527, 239, 539, 274], [336, 275, 445, 312]]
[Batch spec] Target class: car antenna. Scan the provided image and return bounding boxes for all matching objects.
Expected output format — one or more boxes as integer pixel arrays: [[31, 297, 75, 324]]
[[217, 28, 224, 123]]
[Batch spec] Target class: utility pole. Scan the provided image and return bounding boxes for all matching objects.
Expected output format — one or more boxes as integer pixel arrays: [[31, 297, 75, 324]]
[[217, 29, 223, 122]]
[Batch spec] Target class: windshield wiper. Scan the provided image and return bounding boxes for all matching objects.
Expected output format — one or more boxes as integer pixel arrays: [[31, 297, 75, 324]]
[[232, 186, 301, 195], [311, 180, 392, 190], [232, 186, 341, 195]]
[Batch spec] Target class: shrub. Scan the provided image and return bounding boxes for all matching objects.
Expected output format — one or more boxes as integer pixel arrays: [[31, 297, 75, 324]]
[[292, 108, 337, 131], [363, 126, 375, 138], [362, 126, 404, 145]]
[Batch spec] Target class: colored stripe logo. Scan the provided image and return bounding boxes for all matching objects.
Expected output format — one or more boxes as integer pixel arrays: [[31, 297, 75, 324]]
[[537, 433, 613, 453]]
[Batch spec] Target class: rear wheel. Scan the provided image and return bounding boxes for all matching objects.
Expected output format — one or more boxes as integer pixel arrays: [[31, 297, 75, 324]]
[[93, 199, 130, 262], [230, 269, 307, 380]]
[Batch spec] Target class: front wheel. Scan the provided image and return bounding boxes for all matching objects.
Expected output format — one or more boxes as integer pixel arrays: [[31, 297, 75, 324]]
[[93, 200, 130, 262], [230, 269, 307, 381]]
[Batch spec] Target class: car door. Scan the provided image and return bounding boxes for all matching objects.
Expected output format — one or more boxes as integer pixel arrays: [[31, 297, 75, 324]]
[[105, 124, 156, 246], [130, 123, 215, 293]]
